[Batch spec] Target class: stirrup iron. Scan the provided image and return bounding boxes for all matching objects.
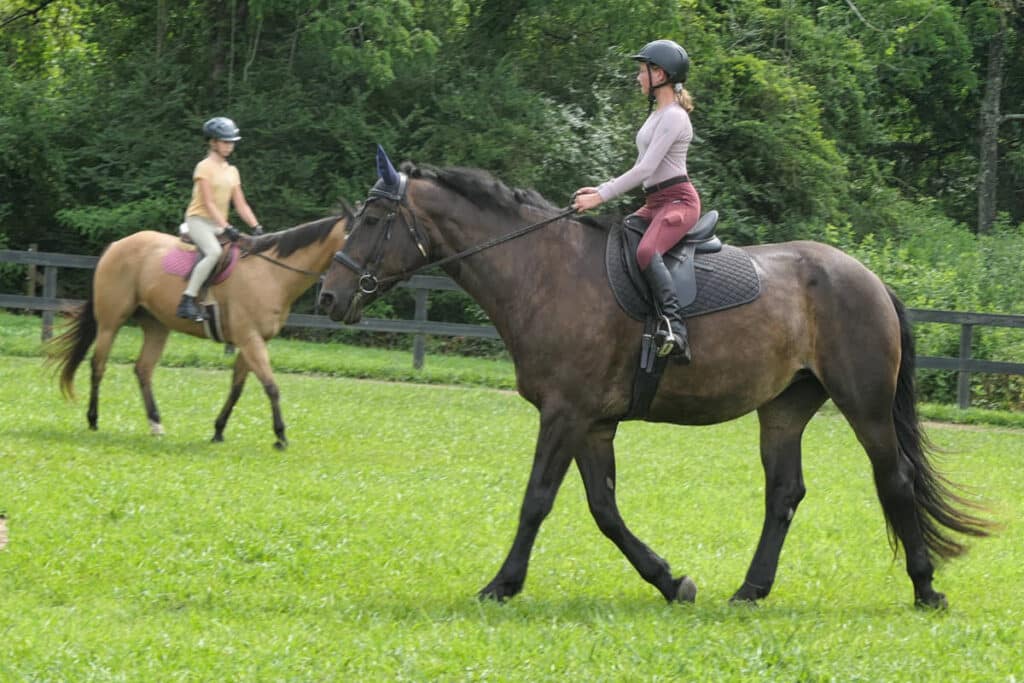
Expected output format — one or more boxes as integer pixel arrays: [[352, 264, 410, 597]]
[[654, 314, 676, 357]]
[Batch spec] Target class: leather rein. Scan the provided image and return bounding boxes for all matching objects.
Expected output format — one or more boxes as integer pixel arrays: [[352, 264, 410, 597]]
[[246, 250, 323, 277], [332, 173, 575, 295]]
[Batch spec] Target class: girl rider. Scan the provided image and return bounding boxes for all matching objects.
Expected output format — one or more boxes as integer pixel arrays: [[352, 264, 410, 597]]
[[177, 116, 263, 321], [573, 39, 700, 362]]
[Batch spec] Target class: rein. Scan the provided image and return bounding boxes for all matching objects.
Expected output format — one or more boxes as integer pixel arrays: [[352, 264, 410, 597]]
[[246, 250, 323, 277], [334, 179, 577, 294], [375, 206, 577, 287]]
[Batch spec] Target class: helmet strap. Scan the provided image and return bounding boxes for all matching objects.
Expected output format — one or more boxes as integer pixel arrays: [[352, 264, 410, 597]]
[[645, 64, 657, 114], [645, 63, 675, 114]]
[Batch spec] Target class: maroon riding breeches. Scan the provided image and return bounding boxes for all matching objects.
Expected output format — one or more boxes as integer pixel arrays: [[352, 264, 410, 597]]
[[632, 181, 701, 271]]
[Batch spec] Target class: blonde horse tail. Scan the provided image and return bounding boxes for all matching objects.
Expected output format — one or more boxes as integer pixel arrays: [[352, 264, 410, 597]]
[[47, 296, 98, 399]]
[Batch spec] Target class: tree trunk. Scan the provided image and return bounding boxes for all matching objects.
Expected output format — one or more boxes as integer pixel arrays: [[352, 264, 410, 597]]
[[977, 13, 1006, 234]]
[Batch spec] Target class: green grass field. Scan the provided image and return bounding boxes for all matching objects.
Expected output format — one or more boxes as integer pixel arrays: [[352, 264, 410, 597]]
[[2, 319, 1023, 681]]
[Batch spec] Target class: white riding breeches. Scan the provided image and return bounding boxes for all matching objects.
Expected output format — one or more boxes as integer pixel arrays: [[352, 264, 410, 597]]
[[184, 215, 224, 297]]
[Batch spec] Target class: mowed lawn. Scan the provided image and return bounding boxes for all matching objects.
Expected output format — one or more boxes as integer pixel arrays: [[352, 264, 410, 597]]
[[1, 352, 1023, 681]]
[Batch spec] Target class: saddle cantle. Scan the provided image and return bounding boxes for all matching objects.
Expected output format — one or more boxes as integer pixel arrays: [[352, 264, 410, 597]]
[[605, 210, 761, 322]]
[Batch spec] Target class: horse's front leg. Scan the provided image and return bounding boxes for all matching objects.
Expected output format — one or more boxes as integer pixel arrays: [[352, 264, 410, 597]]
[[235, 336, 287, 450], [479, 404, 582, 602], [575, 424, 696, 603], [212, 353, 250, 442]]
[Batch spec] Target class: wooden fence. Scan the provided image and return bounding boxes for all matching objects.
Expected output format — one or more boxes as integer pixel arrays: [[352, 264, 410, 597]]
[[2, 248, 1022, 409]]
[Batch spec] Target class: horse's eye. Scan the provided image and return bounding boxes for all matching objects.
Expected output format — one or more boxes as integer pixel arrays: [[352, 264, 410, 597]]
[[363, 216, 379, 227]]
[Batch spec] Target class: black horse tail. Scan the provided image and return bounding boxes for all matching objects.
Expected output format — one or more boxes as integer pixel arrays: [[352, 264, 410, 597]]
[[888, 288, 993, 560], [46, 296, 97, 399]]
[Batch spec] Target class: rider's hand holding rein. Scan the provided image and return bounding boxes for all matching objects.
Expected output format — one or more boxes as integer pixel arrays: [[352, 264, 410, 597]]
[[572, 187, 604, 213]]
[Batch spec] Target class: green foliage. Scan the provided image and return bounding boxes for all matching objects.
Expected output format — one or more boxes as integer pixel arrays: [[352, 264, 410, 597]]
[[821, 205, 1024, 407], [4, 0, 1024, 252]]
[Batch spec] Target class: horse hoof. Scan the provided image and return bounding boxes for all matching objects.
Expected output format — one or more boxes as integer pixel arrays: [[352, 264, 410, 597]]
[[274, 440, 287, 451], [478, 589, 505, 604], [149, 422, 164, 436], [729, 595, 759, 607], [674, 575, 697, 603], [915, 591, 948, 610], [211, 433, 224, 443]]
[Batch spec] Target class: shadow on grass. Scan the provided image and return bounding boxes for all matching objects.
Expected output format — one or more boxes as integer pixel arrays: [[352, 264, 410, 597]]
[[1, 426, 272, 456]]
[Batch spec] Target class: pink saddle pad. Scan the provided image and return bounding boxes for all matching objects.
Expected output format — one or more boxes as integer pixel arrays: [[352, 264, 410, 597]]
[[162, 244, 239, 284]]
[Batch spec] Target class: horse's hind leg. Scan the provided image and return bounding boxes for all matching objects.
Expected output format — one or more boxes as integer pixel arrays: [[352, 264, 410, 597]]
[[841, 406, 944, 608], [134, 317, 170, 435], [212, 354, 250, 443], [87, 325, 120, 430], [732, 376, 827, 604], [575, 422, 695, 603]]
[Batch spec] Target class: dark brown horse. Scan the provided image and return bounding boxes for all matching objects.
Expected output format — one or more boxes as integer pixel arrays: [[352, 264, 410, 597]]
[[318, 153, 991, 608], [48, 213, 350, 449]]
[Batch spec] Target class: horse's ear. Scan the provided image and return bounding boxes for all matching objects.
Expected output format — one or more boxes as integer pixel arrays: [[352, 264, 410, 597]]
[[375, 144, 401, 188], [338, 198, 356, 221]]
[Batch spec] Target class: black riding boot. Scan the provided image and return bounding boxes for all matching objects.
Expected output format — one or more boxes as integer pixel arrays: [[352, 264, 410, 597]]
[[642, 252, 692, 363], [176, 294, 205, 322]]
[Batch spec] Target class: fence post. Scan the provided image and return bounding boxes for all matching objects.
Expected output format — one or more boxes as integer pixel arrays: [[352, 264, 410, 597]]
[[412, 287, 428, 369], [25, 244, 38, 296], [957, 323, 973, 409], [41, 265, 58, 342]]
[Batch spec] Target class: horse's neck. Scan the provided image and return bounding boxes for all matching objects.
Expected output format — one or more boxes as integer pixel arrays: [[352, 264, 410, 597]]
[[257, 229, 345, 301], [437, 214, 603, 333]]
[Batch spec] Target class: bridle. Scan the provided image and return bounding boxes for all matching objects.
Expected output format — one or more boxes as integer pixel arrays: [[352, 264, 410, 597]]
[[331, 174, 431, 296], [332, 173, 575, 297]]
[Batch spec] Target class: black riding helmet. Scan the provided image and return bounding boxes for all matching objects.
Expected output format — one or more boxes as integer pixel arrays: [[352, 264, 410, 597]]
[[632, 39, 689, 113], [631, 39, 690, 84], [202, 116, 242, 142]]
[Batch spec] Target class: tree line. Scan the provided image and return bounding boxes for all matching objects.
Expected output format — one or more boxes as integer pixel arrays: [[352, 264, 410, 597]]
[[2, 0, 1022, 251]]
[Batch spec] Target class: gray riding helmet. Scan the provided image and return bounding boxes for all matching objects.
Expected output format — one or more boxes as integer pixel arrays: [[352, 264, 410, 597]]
[[631, 40, 690, 84], [202, 116, 242, 142]]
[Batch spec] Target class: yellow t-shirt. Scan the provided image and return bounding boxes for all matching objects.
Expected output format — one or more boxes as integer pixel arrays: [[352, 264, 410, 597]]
[[185, 156, 241, 221]]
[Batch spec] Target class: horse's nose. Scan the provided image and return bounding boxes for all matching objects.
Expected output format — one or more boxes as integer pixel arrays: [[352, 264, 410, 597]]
[[318, 290, 335, 312]]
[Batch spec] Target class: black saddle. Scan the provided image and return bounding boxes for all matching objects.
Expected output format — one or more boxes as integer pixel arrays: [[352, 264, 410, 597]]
[[606, 210, 761, 322], [605, 210, 762, 421]]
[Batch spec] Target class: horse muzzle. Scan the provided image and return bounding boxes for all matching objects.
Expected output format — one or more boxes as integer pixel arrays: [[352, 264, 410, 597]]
[[319, 289, 364, 324]]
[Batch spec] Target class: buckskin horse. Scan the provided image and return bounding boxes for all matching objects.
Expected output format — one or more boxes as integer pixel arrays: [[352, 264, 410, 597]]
[[48, 212, 350, 449], [318, 149, 990, 608]]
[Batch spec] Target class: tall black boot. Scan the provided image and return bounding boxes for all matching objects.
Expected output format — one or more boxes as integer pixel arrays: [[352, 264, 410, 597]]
[[642, 252, 692, 363], [176, 294, 205, 322]]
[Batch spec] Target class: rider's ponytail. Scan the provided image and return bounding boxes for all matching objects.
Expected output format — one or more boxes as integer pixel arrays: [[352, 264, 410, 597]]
[[675, 84, 694, 112]]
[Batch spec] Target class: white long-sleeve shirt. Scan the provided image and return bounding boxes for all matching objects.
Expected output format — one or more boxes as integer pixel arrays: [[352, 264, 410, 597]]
[[597, 102, 692, 201]]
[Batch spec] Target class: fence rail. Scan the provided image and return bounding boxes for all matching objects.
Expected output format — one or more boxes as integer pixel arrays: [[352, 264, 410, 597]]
[[3, 248, 1023, 409]]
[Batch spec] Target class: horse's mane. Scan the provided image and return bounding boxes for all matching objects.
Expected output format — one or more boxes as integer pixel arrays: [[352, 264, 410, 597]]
[[246, 214, 345, 258], [400, 162, 610, 230]]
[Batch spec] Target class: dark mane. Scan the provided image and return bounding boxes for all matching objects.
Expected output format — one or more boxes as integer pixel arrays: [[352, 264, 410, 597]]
[[246, 215, 345, 258], [400, 162, 609, 230]]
